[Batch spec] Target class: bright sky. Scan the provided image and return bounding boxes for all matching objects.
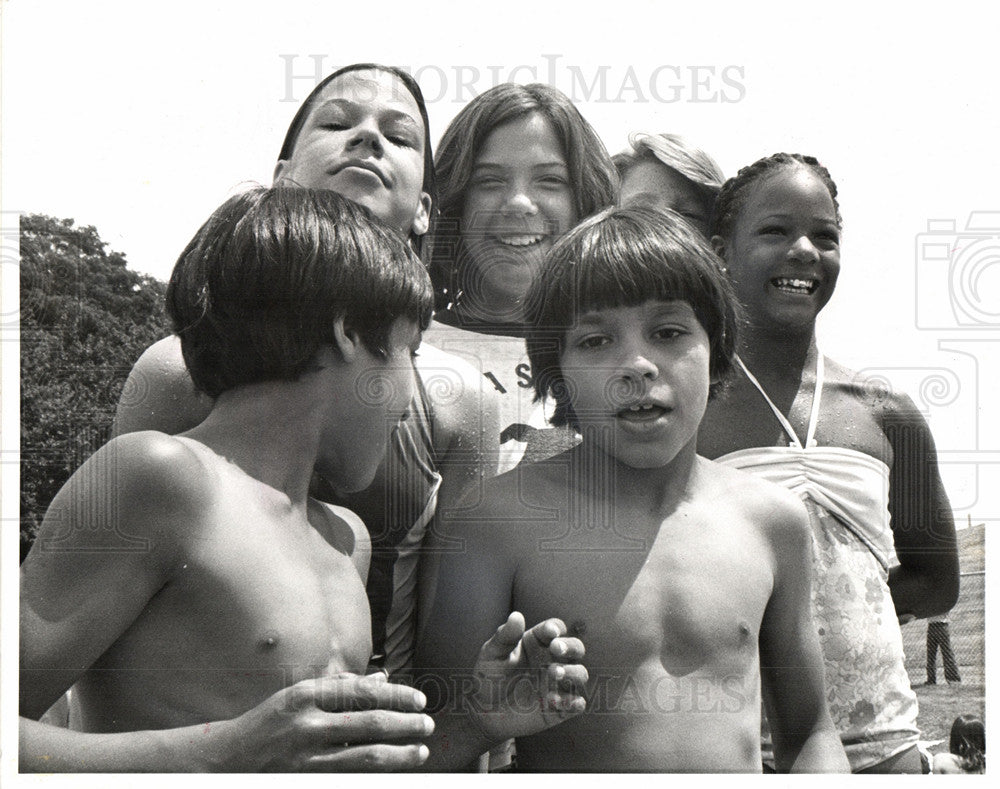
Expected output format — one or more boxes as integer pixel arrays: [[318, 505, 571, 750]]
[[3, 0, 1000, 508], [1, 2, 996, 783], [4, 0, 998, 530]]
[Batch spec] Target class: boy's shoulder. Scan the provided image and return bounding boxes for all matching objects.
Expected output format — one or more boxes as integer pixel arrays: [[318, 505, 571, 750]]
[[444, 457, 574, 538], [32, 431, 220, 561], [699, 456, 810, 538]]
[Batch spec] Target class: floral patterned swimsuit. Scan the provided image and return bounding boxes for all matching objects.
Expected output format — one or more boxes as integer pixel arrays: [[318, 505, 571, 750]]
[[716, 355, 919, 772]]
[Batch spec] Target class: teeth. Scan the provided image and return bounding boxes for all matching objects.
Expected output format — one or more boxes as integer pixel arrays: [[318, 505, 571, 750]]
[[773, 277, 816, 293], [627, 404, 655, 411], [497, 235, 543, 247]]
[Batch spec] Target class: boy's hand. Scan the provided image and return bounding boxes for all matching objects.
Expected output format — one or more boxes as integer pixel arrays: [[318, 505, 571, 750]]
[[467, 611, 587, 741], [223, 672, 433, 771]]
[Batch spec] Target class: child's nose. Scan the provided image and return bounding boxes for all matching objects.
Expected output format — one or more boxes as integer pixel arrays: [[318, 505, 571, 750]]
[[788, 234, 820, 263], [502, 187, 539, 216], [623, 353, 659, 381], [347, 120, 384, 155]]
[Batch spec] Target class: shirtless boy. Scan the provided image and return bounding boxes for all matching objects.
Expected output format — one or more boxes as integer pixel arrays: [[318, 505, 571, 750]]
[[416, 206, 849, 772], [20, 188, 585, 772]]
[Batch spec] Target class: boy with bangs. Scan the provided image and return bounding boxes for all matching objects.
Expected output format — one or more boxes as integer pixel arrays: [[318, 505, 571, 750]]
[[20, 188, 586, 772], [416, 206, 848, 772]]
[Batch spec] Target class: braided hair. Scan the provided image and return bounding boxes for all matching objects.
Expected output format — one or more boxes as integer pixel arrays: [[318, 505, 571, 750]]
[[711, 152, 842, 241]]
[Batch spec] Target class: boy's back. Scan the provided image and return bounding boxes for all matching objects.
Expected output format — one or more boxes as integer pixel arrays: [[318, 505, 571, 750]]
[[420, 449, 813, 772], [21, 430, 372, 732]]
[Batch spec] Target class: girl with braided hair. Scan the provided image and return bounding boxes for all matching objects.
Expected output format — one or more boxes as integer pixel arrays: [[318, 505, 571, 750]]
[[698, 152, 960, 773]]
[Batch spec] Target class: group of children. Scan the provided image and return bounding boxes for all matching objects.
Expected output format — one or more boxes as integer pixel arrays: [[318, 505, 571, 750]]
[[19, 63, 961, 773]]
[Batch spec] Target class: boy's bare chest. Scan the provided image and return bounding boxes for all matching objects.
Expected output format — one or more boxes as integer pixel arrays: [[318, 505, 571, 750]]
[[513, 516, 771, 675], [112, 501, 372, 679]]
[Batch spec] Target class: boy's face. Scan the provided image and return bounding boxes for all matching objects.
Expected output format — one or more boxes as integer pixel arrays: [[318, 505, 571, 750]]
[[318, 317, 420, 493], [559, 300, 711, 469], [273, 69, 431, 237]]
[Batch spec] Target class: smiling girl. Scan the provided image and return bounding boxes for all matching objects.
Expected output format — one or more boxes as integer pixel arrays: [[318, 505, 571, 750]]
[[698, 152, 960, 773], [424, 83, 617, 470]]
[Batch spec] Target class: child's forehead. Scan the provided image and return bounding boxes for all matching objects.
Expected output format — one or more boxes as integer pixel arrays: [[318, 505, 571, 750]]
[[573, 298, 698, 324]]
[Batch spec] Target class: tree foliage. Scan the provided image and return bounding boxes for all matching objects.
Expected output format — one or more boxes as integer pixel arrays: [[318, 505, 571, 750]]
[[20, 214, 171, 560]]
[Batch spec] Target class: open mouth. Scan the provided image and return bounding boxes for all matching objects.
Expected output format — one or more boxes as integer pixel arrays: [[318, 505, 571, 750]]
[[495, 234, 545, 247], [617, 403, 669, 423], [771, 277, 818, 295]]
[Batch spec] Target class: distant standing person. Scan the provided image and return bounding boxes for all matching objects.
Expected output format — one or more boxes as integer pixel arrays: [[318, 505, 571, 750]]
[[924, 615, 962, 685]]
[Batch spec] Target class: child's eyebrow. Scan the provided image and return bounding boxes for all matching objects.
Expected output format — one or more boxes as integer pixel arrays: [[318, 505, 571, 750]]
[[759, 212, 838, 225], [312, 100, 422, 131], [472, 159, 568, 171]]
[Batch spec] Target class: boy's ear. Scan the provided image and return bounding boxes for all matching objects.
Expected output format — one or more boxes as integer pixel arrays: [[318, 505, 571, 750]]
[[272, 159, 289, 185], [332, 316, 362, 362], [411, 192, 433, 237], [710, 234, 727, 260]]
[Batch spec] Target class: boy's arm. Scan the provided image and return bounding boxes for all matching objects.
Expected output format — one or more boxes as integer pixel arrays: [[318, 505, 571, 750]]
[[759, 495, 849, 773], [112, 335, 212, 437], [20, 673, 431, 772], [883, 395, 960, 620], [414, 504, 586, 770], [20, 433, 189, 717], [20, 434, 432, 772]]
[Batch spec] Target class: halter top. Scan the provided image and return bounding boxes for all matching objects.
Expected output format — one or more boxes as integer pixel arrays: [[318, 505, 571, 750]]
[[717, 355, 894, 570], [716, 354, 919, 772]]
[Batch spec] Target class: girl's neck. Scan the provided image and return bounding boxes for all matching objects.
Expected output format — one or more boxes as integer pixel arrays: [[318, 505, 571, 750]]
[[738, 323, 820, 382]]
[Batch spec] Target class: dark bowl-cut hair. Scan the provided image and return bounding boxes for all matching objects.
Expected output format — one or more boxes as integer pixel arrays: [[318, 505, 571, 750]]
[[275, 63, 437, 252], [428, 82, 619, 310], [167, 187, 433, 398], [525, 205, 740, 430]]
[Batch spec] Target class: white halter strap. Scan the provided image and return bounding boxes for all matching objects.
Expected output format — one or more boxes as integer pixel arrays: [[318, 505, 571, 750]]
[[735, 353, 824, 449]]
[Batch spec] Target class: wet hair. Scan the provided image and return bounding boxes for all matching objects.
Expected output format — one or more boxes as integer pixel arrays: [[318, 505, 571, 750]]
[[167, 187, 433, 398], [275, 63, 437, 251], [525, 205, 739, 429], [428, 82, 618, 309], [949, 715, 985, 773], [711, 152, 842, 241]]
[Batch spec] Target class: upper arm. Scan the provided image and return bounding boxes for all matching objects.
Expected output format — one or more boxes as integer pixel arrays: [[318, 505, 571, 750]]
[[882, 394, 960, 609], [324, 503, 371, 584], [415, 344, 501, 515], [112, 336, 213, 437], [414, 496, 516, 707], [19, 434, 205, 718], [757, 493, 832, 759]]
